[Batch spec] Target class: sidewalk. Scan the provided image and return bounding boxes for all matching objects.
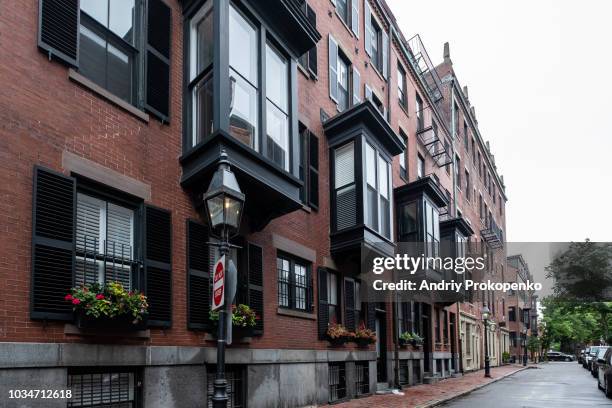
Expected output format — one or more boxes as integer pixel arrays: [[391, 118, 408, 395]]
[[333, 364, 528, 408]]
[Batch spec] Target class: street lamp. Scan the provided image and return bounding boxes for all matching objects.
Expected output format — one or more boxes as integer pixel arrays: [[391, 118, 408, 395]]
[[202, 150, 245, 408], [482, 303, 491, 378]]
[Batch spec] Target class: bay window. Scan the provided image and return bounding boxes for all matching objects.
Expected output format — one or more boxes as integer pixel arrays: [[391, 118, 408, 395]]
[[186, 2, 297, 174]]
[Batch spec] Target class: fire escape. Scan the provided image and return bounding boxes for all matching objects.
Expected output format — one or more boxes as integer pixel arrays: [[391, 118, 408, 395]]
[[407, 34, 451, 169]]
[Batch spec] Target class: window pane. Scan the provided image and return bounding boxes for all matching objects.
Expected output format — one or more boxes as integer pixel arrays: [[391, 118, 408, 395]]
[[266, 44, 288, 111], [79, 25, 107, 91], [196, 8, 214, 74], [229, 70, 258, 148], [277, 258, 290, 307], [81, 0, 108, 27], [327, 273, 337, 306], [337, 0, 348, 23], [106, 203, 134, 259], [378, 155, 389, 199], [193, 74, 214, 146], [107, 42, 132, 102], [109, 0, 135, 44], [335, 143, 354, 188], [337, 58, 349, 111], [76, 193, 104, 252], [365, 144, 376, 187], [266, 101, 289, 170], [229, 5, 257, 85]]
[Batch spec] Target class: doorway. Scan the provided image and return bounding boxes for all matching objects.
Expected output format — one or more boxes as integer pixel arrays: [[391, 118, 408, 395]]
[[375, 307, 387, 383]]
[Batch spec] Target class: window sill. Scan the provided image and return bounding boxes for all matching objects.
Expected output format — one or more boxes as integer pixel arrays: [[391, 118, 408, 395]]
[[64, 323, 151, 339], [68, 68, 150, 123], [277, 307, 316, 320]]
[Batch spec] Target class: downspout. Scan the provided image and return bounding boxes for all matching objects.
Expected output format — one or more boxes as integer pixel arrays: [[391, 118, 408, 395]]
[[457, 302, 464, 374]]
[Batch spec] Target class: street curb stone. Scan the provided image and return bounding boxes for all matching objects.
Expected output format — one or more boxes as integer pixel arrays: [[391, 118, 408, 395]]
[[414, 366, 529, 408]]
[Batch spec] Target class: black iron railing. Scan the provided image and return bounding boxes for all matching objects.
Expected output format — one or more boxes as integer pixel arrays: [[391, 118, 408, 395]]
[[75, 235, 139, 289]]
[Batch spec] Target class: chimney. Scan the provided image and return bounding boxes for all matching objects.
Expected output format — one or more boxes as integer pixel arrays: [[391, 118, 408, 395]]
[[443, 42, 451, 64], [470, 106, 477, 124], [486, 141, 490, 152], [462, 85, 469, 100]]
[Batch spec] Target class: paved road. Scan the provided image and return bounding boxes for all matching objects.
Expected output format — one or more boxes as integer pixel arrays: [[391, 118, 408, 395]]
[[441, 362, 612, 407]]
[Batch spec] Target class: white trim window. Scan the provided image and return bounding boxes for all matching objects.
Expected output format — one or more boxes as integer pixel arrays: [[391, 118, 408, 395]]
[[364, 143, 392, 240], [189, 2, 214, 147], [75, 193, 135, 289]]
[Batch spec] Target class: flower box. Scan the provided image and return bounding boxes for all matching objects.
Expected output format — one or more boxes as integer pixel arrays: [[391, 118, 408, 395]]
[[327, 336, 350, 347], [74, 309, 147, 331]]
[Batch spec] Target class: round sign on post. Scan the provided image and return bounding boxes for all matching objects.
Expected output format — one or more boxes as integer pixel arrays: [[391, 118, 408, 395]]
[[212, 255, 225, 311]]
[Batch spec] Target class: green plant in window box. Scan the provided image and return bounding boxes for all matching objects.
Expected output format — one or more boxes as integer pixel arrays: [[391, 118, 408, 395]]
[[408, 332, 424, 347], [65, 282, 148, 330], [209, 304, 258, 338], [399, 331, 413, 347], [354, 324, 377, 347]]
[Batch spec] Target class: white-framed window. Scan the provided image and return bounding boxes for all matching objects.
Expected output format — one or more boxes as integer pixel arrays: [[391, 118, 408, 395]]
[[75, 193, 135, 289], [189, 1, 214, 147], [364, 143, 392, 239], [424, 198, 440, 258]]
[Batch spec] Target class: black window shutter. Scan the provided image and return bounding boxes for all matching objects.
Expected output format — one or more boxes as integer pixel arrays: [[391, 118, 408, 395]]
[[317, 267, 329, 340], [366, 302, 376, 331], [145, 0, 171, 121], [343, 278, 355, 332], [306, 5, 318, 75], [186, 220, 212, 330], [38, 0, 79, 67], [31, 166, 76, 321], [247, 243, 264, 334], [308, 132, 319, 209], [144, 205, 172, 327]]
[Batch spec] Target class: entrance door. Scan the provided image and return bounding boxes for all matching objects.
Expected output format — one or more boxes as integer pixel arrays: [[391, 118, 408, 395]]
[[375, 312, 387, 382]]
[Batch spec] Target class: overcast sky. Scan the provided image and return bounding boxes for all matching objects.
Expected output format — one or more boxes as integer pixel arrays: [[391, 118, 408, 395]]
[[388, 0, 612, 242]]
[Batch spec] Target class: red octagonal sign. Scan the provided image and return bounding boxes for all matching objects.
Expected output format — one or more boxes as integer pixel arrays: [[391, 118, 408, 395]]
[[212, 255, 225, 311]]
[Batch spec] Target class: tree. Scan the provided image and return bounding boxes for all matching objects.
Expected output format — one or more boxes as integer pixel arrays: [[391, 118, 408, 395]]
[[546, 241, 612, 341]]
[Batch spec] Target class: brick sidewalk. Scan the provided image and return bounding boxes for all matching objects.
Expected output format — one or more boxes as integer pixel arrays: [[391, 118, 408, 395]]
[[333, 365, 527, 408]]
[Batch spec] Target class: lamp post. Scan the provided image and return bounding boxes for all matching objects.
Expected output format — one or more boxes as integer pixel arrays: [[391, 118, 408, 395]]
[[482, 304, 491, 378], [202, 150, 245, 408]]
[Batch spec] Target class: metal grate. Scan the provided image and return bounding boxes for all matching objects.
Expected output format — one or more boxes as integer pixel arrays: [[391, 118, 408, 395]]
[[76, 235, 136, 290], [68, 369, 138, 407], [206, 366, 245, 408], [355, 361, 370, 396], [329, 363, 347, 402]]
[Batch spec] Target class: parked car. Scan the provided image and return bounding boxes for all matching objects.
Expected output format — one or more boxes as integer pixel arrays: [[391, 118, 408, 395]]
[[583, 346, 593, 368], [587, 346, 606, 371], [547, 351, 575, 362], [598, 347, 612, 398], [579, 348, 589, 365], [592, 347, 611, 377]]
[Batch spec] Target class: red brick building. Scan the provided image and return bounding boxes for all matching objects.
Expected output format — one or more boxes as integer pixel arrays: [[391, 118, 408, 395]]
[[0, 0, 511, 406]]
